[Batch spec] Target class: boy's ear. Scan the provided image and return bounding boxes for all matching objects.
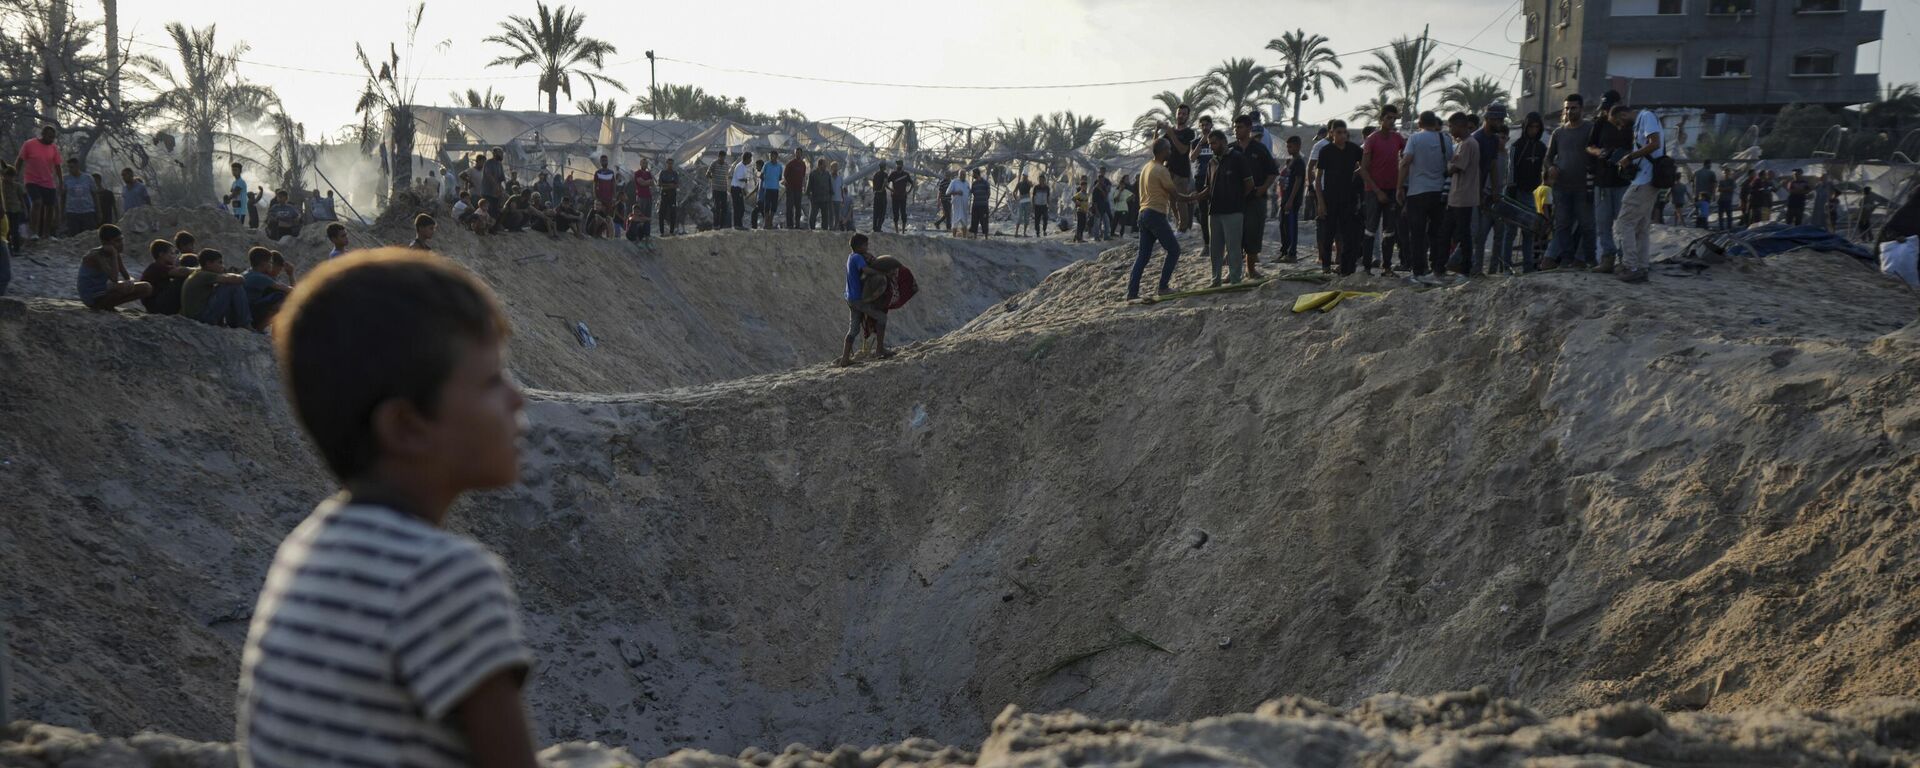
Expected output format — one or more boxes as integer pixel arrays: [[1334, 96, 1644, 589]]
[[370, 397, 435, 462]]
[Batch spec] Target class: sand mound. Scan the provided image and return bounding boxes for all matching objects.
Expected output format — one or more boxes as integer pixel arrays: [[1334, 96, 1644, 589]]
[[5, 208, 1094, 391], [4, 222, 1919, 760], [11, 690, 1920, 766]]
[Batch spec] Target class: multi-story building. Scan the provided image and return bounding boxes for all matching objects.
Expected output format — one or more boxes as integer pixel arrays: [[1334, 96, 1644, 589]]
[[1518, 0, 1883, 118]]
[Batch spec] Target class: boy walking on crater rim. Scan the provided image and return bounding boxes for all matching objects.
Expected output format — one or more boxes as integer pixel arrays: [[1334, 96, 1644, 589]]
[[836, 233, 900, 367], [239, 248, 539, 768]]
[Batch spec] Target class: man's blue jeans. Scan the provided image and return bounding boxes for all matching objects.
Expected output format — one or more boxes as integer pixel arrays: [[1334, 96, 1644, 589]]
[[197, 283, 253, 328], [1280, 208, 1300, 257], [1550, 188, 1595, 266], [1594, 185, 1627, 262], [1128, 209, 1180, 299]]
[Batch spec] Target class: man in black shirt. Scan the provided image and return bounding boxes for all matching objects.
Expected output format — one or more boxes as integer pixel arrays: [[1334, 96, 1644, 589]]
[[871, 171, 887, 233], [886, 161, 913, 232], [658, 159, 681, 235], [1280, 135, 1307, 261], [1235, 115, 1279, 280], [1315, 119, 1365, 275], [1586, 90, 1632, 273], [1201, 130, 1253, 286], [1164, 104, 1197, 232]]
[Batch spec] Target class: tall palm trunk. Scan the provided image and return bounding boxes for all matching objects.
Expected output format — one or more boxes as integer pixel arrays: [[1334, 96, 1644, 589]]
[[195, 126, 215, 202], [103, 0, 120, 111], [43, 0, 67, 122], [390, 105, 415, 198]]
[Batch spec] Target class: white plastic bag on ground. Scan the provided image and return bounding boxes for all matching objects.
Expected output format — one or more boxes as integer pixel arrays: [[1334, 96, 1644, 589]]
[[1881, 236, 1919, 288]]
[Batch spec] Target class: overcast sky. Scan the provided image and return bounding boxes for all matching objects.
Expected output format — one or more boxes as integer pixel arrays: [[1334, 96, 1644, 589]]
[[114, 0, 1918, 140]]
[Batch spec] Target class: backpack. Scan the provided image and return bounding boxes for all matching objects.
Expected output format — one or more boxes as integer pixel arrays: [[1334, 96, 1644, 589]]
[[1651, 155, 1678, 190], [886, 265, 918, 311]]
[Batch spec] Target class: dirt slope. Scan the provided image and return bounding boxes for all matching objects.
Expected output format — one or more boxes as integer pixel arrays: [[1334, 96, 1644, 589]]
[[10, 691, 1920, 766], [7, 207, 1095, 391], [3, 227, 1919, 760]]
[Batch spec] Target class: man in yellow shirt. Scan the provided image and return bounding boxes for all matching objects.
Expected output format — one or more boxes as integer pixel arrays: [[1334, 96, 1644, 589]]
[[1127, 138, 1199, 301]]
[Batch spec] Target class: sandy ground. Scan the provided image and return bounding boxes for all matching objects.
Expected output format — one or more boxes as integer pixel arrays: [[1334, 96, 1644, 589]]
[[4, 221, 1920, 762], [5, 206, 1100, 391], [8, 690, 1920, 766]]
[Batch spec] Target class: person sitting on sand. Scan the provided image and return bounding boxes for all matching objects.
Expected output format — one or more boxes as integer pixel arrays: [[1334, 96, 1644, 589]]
[[625, 204, 651, 243], [239, 248, 540, 767], [179, 249, 253, 329], [76, 224, 152, 310], [244, 247, 295, 328], [139, 239, 192, 315], [265, 190, 302, 240], [836, 234, 903, 366], [173, 230, 200, 267], [408, 213, 436, 250], [472, 197, 499, 235], [553, 196, 583, 236], [307, 190, 338, 222]]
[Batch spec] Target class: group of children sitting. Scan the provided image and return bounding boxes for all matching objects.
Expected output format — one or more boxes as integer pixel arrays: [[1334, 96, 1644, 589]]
[[449, 187, 651, 244], [75, 221, 355, 332]]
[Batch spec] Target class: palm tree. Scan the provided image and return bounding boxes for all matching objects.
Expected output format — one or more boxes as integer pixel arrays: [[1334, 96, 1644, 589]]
[[1267, 30, 1346, 126], [1350, 89, 1402, 126], [1205, 57, 1283, 121], [575, 97, 644, 118], [1863, 83, 1920, 129], [1438, 76, 1511, 115], [485, 2, 625, 114], [449, 87, 506, 109], [1039, 111, 1105, 153], [148, 22, 276, 200], [993, 116, 1044, 154], [1354, 31, 1460, 118], [354, 3, 429, 199], [1132, 81, 1223, 138]]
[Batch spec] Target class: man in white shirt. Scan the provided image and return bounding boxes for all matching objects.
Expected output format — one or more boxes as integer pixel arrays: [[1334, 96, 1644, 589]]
[[946, 174, 970, 235], [730, 152, 754, 231], [1610, 104, 1663, 284]]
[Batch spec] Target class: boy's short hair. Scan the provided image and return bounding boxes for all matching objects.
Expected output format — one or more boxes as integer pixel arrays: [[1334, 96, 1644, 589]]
[[99, 224, 123, 244], [174, 230, 196, 250], [274, 249, 510, 481], [850, 233, 869, 251], [150, 239, 175, 259], [1327, 119, 1348, 131], [248, 246, 273, 268], [414, 213, 435, 229], [326, 222, 347, 239], [199, 249, 225, 266]]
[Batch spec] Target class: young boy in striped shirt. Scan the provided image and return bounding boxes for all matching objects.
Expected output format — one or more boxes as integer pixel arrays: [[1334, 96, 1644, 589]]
[[239, 247, 538, 768]]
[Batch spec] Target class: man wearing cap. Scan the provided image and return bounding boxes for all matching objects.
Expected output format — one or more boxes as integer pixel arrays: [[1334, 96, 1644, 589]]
[[1469, 104, 1509, 274]]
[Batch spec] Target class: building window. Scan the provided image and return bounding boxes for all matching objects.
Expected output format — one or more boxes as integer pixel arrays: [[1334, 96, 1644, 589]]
[[1707, 0, 1754, 13], [1553, 57, 1569, 86], [1704, 55, 1749, 77], [1612, 0, 1685, 14], [1522, 67, 1537, 96], [1525, 12, 1541, 41], [1793, 51, 1838, 75], [1654, 57, 1680, 77], [1794, 0, 1842, 11], [1557, 0, 1573, 27]]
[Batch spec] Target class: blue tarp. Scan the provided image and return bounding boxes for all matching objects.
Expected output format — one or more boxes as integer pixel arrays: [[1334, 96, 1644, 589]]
[[1684, 223, 1874, 261]]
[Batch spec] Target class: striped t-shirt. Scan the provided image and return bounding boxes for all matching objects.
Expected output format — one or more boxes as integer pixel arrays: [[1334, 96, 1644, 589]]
[[237, 499, 534, 768]]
